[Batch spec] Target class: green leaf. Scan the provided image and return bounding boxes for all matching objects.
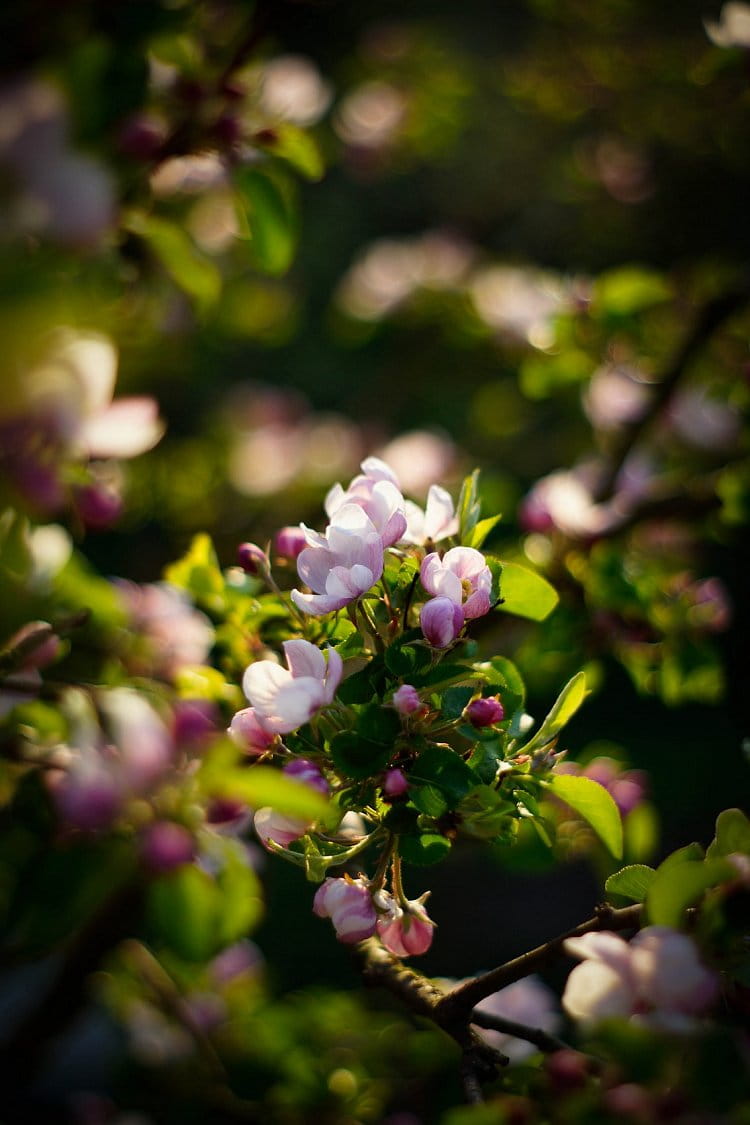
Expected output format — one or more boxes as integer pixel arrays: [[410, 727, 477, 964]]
[[356, 702, 401, 745], [441, 685, 474, 720], [255, 122, 325, 181], [544, 773, 623, 858], [605, 864, 657, 902], [496, 561, 559, 622], [164, 533, 225, 613], [133, 214, 221, 311], [457, 470, 482, 542], [707, 808, 750, 859], [147, 865, 221, 961], [210, 765, 330, 821], [521, 671, 588, 754], [409, 784, 448, 818], [234, 168, 297, 275], [465, 514, 502, 550], [337, 656, 385, 704], [412, 663, 474, 688], [646, 857, 735, 928], [458, 785, 513, 840], [592, 266, 672, 317], [384, 639, 431, 678], [407, 746, 479, 807], [329, 731, 393, 780], [398, 832, 451, 866]]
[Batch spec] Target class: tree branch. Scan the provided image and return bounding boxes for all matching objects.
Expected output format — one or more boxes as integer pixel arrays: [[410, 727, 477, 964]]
[[594, 280, 750, 503], [469, 1009, 570, 1054], [435, 903, 642, 1024]]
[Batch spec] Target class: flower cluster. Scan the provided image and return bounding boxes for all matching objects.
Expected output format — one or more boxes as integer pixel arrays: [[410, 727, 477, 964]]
[[224, 460, 579, 957]]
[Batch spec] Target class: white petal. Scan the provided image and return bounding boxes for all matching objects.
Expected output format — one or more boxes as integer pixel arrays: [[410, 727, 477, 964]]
[[243, 660, 289, 710], [81, 398, 164, 459], [282, 639, 326, 682]]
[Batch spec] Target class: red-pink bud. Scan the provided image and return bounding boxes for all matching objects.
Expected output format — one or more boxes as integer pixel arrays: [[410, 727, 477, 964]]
[[237, 542, 269, 575], [274, 525, 307, 560], [140, 821, 195, 873], [284, 758, 329, 797], [313, 876, 377, 943], [383, 768, 409, 798], [392, 684, 422, 715], [74, 482, 123, 528], [420, 597, 464, 648], [464, 695, 505, 727], [375, 891, 434, 956], [173, 699, 218, 748]]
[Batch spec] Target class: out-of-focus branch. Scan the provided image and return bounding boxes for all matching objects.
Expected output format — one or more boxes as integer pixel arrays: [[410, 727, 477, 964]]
[[469, 1009, 570, 1054], [594, 281, 750, 503]]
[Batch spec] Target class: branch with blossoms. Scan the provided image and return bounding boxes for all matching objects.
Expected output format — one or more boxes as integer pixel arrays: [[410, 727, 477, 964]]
[[228, 456, 613, 964]]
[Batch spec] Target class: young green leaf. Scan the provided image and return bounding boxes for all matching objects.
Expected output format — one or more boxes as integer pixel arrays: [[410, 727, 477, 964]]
[[707, 807, 750, 859], [465, 514, 502, 550], [133, 215, 221, 312], [234, 168, 297, 275], [605, 864, 657, 903], [646, 857, 735, 928], [496, 561, 559, 622], [457, 469, 482, 541], [212, 766, 330, 821], [543, 773, 623, 858], [520, 671, 588, 754]]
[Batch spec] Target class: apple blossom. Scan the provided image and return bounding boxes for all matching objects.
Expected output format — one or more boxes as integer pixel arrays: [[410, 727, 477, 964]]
[[237, 542, 269, 575], [140, 821, 195, 873], [420, 596, 464, 648], [228, 707, 277, 755], [375, 890, 434, 957], [254, 760, 330, 849], [325, 460, 407, 547], [313, 875, 378, 943], [291, 504, 385, 617], [243, 639, 343, 734], [562, 927, 719, 1029], [116, 581, 215, 680], [402, 484, 458, 545], [421, 547, 492, 620]]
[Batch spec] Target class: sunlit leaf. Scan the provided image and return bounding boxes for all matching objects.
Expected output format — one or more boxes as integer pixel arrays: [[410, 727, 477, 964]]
[[234, 168, 297, 275], [544, 773, 623, 858], [520, 671, 588, 754], [496, 560, 559, 621], [605, 864, 656, 902]]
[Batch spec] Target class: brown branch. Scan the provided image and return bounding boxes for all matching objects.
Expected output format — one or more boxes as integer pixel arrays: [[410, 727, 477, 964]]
[[435, 903, 642, 1024], [594, 280, 750, 503], [469, 1009, 570, 1054]]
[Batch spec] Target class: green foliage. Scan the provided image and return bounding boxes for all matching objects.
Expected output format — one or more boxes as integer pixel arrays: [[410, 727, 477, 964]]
[[234, 168, 298, 276], [521, 671, 588, 754], [496, 560, 559, 622]]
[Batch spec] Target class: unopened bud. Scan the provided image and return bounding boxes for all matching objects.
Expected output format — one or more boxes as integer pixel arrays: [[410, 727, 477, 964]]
[[237, 542, 268, 575], [420, 597, 463, 648], [274, 525, 307, 560], [392, 684, 422, 715], [383, 768, 409, 798], [464, 695, 504, 727]]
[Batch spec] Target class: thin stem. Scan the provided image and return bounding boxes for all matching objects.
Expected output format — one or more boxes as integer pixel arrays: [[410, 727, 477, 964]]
[[435, 903, 642, 1023], [469, 1009, 571, 1054], [390, 852, 407, 906]]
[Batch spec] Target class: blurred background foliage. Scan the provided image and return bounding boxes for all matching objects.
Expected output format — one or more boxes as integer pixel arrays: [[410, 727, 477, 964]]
[[1, 0, 750, 1121]]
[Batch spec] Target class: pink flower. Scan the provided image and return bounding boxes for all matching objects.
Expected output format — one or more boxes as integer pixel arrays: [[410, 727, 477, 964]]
[[563, 927, 719, 1030], [292, 504, 385, 617], [464, 696, 505, 727], [402, 484, 458, 545], [421, 547, 492, 620], [117, 581, 214, 680], [325, 458, 407, 548], [313, 875, 378, 943], [375, 891, 434, 957], [243, 639, 343, 735], [254, 760, 330, 849], [140, 821, 195, 872], [228, 707, 277, 755], [392, 684, 422, 715], [420, 596, 464, 648]]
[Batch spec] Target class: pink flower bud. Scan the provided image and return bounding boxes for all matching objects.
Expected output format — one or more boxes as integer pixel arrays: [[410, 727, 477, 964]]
[[228, 707, 276, 755], [173, 699, 218, 748], [52, 768, 122, 831], [140, 821, 195, 872], [7, 621, 60, 670], [206, 797, 248, 826], [313, 876, 377, 943], [274, 525, 307, 560], [392, 684, 422, 715], [420, 597, 464, 648], [376, 891, 434, 957], [74, 482, 123, 528], [383, 768, 409, 798], [464, 695, 505, 727], [284, 758, 330, 797], [237, 542, 269, 575]]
